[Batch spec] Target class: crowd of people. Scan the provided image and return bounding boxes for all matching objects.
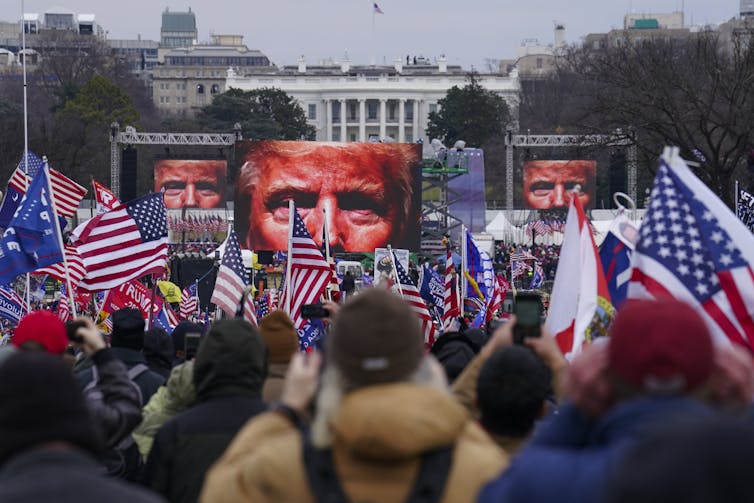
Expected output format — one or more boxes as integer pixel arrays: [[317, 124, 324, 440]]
[[0, 286, 752, 502]]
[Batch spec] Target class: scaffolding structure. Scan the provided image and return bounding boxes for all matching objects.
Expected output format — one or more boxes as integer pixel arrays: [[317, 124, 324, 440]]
[[108, 122, 242, 198], [420, 150, 472, 252], [503, 132, 637, 210]]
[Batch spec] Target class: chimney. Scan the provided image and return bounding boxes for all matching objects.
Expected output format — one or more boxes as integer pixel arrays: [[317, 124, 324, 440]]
[[393, 57, 403, 73], [554, 23, 566, 47], [297, 55, 306, 73], [438, 54, 447, 73]]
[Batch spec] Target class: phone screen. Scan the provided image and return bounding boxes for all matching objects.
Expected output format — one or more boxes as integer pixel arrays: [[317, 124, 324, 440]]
[[513, 294, 543, 343]]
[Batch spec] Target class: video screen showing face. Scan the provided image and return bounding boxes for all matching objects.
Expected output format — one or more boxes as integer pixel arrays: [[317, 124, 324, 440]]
[[234, 141, 422, 253], [522, 160, 597, 210], [154, 159, 228, 209]]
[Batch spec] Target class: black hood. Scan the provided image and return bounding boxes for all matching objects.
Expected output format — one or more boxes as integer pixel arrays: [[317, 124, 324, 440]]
[[193, 319, 268, 401]]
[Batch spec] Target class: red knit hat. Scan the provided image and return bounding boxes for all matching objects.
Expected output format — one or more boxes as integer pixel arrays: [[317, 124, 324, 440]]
[[608, 298, 713, 393], [12, 311, 68, 355]]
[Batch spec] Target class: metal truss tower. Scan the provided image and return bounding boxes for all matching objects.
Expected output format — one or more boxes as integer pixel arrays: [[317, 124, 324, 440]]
[[503, 132, 638, 210]]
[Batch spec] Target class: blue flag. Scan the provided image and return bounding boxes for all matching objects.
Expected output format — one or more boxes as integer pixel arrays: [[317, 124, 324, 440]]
[[465, 230, 494, 300], [529, 264, 544, 290], [419, 263, 444, 318], [0, 285, 26, 324], [599, 215, 637, 309], [153, 306, 177, 334], [0, 152, 45, 229], [299, 317, 326, 351], [0, 167, 63, 285]]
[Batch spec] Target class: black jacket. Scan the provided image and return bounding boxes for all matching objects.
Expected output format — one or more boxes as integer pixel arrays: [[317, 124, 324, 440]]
[[77, 347, 166, 406], [0, 447, 165, 502], [143, 319, 268, 503]]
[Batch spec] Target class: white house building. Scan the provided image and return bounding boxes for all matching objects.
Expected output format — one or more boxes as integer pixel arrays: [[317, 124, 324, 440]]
[[225, 56, 519, 149]]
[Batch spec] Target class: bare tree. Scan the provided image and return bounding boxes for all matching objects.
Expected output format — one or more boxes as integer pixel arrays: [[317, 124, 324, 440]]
[[563, 32, 754, 205]]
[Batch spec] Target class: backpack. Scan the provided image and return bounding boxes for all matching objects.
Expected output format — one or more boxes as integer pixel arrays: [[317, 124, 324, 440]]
[[83, 363, 150, 480], [302, 428, 454, 503]]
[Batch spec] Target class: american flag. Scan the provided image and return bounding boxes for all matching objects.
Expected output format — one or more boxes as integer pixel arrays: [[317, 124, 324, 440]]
[[210, 230, 248, 318], [179, 282, 198, 320], [485, 276, 508, 324], [628, 151, 754, 351], [72, 193, 168, 292], [531, 220, 547, 235], [257, 294, 270, 319], [737, 186, 754, 233], [244, 294, 257, 327], [287, 207, 331, 330], [33, 245, 86, 288], [442, 245, 459, 330], [10, 162, 87, 218], [58, 283, 70, 322], [392, 250, 437, 346], [511, 259, 532, 280]]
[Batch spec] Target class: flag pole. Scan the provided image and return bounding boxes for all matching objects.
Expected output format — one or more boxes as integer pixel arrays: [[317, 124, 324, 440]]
[[735, 179, 739, 217], [387, 245, 403, 298], [147, 274, 158, 329], [461, 225, 467, 305], [284, 200, 294, 315], [322, 207, 332, 301], [43, 162, 77, 318], [21, 0, 30, 312]]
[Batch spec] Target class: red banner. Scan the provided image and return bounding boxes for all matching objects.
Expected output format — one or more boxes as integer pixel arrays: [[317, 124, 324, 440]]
[[102, 280, 163, 320]]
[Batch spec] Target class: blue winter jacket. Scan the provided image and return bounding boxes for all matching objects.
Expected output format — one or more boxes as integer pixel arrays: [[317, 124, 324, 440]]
[[477, 396, 713, 503]]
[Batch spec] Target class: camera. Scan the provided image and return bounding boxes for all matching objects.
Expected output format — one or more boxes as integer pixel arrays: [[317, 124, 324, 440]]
[[513, 292, 544, 345], [184, 332, 202, 361], [301, 304, 330, 319]]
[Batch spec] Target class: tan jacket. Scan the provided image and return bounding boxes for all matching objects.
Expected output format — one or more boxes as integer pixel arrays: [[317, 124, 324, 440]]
[[261, 363, 288, 404], [201, 383, 507, 503]]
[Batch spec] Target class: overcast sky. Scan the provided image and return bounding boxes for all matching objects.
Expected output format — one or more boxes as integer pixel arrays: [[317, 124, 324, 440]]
[[14, 0, 740, 70]]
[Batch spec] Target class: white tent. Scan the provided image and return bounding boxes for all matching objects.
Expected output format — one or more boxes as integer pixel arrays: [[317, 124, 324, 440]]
[[485, 212, 519, 241]]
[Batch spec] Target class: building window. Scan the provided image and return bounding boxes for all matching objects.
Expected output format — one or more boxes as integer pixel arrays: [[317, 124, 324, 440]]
[[332, 102, 341, 121], [159, 96, 165, 103], [536, 58, 543, 69], [388, 103, 396, 120], [308, 104, 317, 120], [349, 102, 357, 120], [428, 104, 438, 115], [406, 102, 414, 121], [165, 96, 170, 104], [332, 130, 341, 142], [406, 133, 413, 143], [197, 84, 205, 94], [367, 102, 378, 120], [211, 84, 220, 94]]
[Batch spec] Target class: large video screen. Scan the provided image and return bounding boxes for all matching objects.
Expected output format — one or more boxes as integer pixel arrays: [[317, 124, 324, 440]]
[[522, 160, 597, 210], [153, 159, 228, 209], [234, 140, 422, 253]]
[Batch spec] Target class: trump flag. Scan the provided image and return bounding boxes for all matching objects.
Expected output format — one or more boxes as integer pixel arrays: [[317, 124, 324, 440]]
[[546, 194, 614, 358], [628, 148, 754, 351]]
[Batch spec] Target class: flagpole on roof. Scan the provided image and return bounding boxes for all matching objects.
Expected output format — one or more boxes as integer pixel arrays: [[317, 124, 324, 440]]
[[735, 179, 740, 217], [43, 162, 77, 318], [284, 200, 294, 315]]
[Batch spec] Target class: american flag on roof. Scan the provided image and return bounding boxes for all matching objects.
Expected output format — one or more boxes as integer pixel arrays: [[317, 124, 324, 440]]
[[628, 149, 754, 352], [210, 230, 248, 317], [288, 206, 331, 330], [392, 250, 437, 347], [72, 193, 168, 292]]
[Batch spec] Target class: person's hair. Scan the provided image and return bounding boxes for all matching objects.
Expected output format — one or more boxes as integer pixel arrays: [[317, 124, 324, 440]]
[[236, 141, 418, 247], [143, 328, 174, 371], [476, 346, 551, 438], [310, 356, 447, 448]]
